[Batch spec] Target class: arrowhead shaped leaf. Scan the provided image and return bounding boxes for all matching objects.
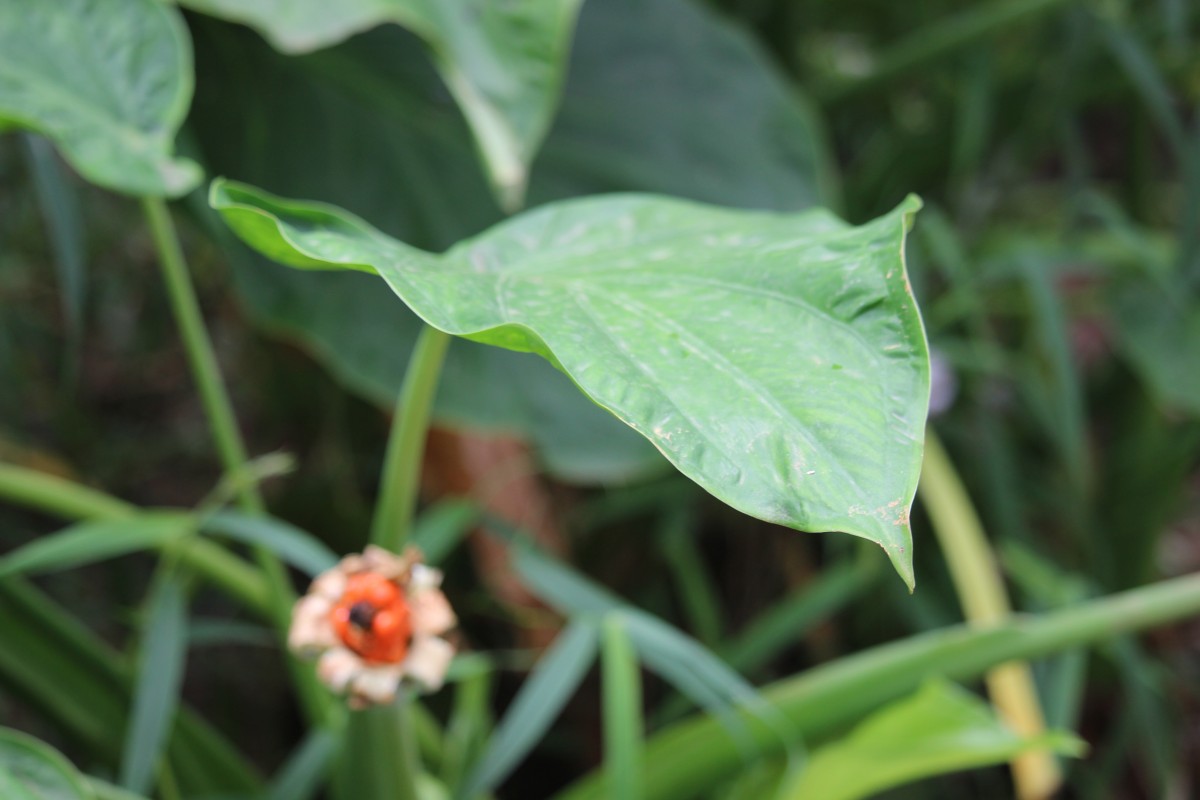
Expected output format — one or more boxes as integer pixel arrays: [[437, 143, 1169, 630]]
[[179, 0, 582, 208], [188, 0, 835, 482], [211, 180, 929, 586], [0, 0, 201, 197]]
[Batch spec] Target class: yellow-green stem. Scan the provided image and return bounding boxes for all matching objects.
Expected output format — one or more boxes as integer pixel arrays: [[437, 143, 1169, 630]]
[[141, 197, 329, 725], [370, 325, 452, 551], [919, 429, 1059, 799]]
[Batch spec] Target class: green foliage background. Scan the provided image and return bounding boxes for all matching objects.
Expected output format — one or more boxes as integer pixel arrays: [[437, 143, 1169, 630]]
[[1, 0, 1198, 798]]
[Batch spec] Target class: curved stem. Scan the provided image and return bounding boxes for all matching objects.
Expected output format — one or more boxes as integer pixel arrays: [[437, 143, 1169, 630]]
[[919, 429, 1058, 799], [370, 325, 452, 551], [141, 197, 329, 725]]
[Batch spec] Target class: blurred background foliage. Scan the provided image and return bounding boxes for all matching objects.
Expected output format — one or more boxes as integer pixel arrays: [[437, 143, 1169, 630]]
[[1, 0, 1199, 797]]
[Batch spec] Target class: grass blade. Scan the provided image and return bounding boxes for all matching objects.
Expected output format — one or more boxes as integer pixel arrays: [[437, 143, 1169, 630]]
[[412, 499, 480, 566], [461, 620, 599, 798], [119, 576, 189, 795], [602, 614, 643, 800], [0, 512, 193, 578], [268, 729, 338, 800], [201, 510, 338, 576]]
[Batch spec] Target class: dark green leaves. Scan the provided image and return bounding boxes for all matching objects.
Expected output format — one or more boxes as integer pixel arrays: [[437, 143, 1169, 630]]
[[212, 181, 928, 583], [180, 0, 582, 207], [0, 0, 201, 196]]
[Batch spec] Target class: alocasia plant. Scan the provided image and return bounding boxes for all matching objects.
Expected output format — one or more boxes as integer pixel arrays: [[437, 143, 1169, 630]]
[[210, 180, 929, 586]]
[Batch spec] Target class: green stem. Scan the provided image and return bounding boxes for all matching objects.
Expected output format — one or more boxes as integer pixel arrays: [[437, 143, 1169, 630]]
[[370, 325, 452, 551], [557, 570, 1200, 800], [141, 197, 263, 514], [919, 430, 1058, 799], [145, 198, 333, 724]]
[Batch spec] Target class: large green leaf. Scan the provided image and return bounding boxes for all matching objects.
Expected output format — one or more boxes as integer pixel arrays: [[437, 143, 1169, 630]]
[[187, 0, 834, 483], [179, 0, 582, 208], [211, 181, 928, 584], [0, 0, 201, 196], [784, 681, 1084, 800]]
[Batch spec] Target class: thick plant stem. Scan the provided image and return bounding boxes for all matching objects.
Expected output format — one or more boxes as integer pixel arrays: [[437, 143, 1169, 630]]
[[140, 197, 329, 725], [919, 429, 1057, 799], [370, 325, 452, 551]]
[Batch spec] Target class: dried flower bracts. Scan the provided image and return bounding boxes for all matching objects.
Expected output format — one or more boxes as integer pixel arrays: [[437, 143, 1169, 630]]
[[289, 546, 456, 708]]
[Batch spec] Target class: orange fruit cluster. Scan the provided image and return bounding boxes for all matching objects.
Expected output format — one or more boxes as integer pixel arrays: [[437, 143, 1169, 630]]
[[329, 573, 412, 663]]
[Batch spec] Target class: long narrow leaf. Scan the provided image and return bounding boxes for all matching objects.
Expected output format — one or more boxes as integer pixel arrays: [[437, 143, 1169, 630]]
[[268, 729, 338, 800], [782, 681, 1084, 800], [602, 615, 643, 800], [0, 512, 193, 578], [201, 510, 338, 576], [557, 572, 1200, 800], [120, 576, 189, 795], [22, 133, 87, 362], [461, 620, 599, 798]]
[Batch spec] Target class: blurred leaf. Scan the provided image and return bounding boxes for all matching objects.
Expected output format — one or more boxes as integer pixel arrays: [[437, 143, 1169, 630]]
[[212, 182, 928, 583], [0, 512, 193, 578], [0, 727, 91, 800], [411, 500, 479, 566], [188, 0, 835, 484], [21, 134, 87, 362], [461, 620, 598, 798], [268, 729, 337, 800], [187, 619, 276, 648], [200, 510, 339, 576], [782, 681, 1084, 800], [86, 779, 151, 800], [528, 0, 835, 210], [601, 615, 643, 800], [0, 581, 262, 796], [120, 576, 189, 795], [511, 542, 778, 746], [0, 0, 201, 196], [179, 0, 582, 207], [1114, 282, 1200, 416]]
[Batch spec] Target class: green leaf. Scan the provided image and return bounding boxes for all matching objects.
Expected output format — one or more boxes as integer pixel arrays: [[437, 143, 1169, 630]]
[[211, 182, 929, 584], [267, 729, 337, 800], [411, 500, 479, 566], [783, 680, 1084, 800], [0, 512, 194, 578], [187, 0, 833, 484], [509, 538, 779, 747], [0, 0, 201, 196], [601, 615, 643, 800], [179, 0, 582, 208], [461, 620, 599, 797], [0, 727, 91, 800], [529, 0, 836, 210], [120, 576, 189, 795], [1113, 281, 1200, 417], [200, 510, 339, 576]]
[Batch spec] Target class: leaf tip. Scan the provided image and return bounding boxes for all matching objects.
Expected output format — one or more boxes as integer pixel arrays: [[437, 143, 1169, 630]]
[[882, 534, 917, 593]]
